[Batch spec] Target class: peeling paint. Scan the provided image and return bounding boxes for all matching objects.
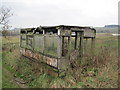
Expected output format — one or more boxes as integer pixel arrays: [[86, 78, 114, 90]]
[[21, 48, 58, 68]]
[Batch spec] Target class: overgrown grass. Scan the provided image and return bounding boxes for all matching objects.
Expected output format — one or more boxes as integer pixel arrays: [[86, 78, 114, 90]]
[[2, 34, 118, 88], [2, 68, 19, 88], [0, 52, 2, 89]]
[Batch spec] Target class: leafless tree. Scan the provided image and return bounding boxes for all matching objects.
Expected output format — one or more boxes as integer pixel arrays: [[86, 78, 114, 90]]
[[0, 6, 13, 37]]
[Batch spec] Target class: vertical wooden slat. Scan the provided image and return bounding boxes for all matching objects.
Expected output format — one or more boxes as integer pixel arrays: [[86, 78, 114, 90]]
[[75, 32, 77, 49], [91, 30, 96, 54], [57, 36, 62, 58], [57, 35, 62, 70], [85, 38, 88, 52], [20, 34, 22, 47], [26, 35, 28, 45], [62, 36, 64, 56], [80, 32, 84, 57], [67, 36, 71, 60], [32, 34, 35, 50], [76, 32, 80, 50], [42, 30, 45, 53]]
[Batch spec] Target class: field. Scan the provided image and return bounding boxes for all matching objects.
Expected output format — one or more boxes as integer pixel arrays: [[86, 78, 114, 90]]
[[1, 33, 119, 88]]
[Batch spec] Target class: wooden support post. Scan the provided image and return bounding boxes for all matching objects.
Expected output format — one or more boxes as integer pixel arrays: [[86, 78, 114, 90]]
[[43, 35, 45, 54], [62, 36, 64, 56], [32, 34, 35, 50], [85, 38, 88, 52], [80, 32, 84, 57], [57, 36, 62, 58], [43, 30, 45, 34], [76, 32, 80, 50], [91, 30, 96, 54], [42, 30, 45, 53], [26, 35, 28, 45], [75, 32, 77, 49], [20, 35, 22, 47], [67, 36, 71, 59]]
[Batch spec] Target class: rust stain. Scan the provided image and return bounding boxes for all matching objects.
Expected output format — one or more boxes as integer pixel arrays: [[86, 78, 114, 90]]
[[39, 54, 43, 60], [25, 50, 33, 58], [33, 53, 39, 60], [46, 57, 57, 67], [21, 48, 57, 68]]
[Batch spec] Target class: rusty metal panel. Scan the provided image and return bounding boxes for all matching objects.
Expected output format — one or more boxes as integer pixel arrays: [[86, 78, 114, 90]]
[[42, 55, 58, 68], [32, 52, 43, 61], [46, 57, 57, 68], [39, 54, 43, 61], [25, 49, 33, 58], [32, 52, 40, 60], [23, 48, 58, 68], [42, 56, 47, 63]]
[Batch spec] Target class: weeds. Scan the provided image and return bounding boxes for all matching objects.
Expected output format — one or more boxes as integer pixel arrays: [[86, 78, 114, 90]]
[[2, 35, 118, 88]]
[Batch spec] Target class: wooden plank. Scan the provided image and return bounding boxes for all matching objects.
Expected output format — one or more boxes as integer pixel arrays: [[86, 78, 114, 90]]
[[67, 36, 71, 60], [79, 32, 84, 57], [20, 35, 22, 47], [75, 32, 77, 49], [43, 35, 46, 62], [57, 36, 62, 58], [43, 30, 45, 34], [85, 38, 88, 51], [62, 37, 64, 56], [33, 34, 35, 50], [76, 32, 80, 50]]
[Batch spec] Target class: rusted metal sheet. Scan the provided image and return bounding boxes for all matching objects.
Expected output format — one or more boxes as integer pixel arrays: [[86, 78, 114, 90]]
[[32, 52, 43, 61], [25, 49, 33, 58], [38, 54, 43, 61], [46, 56, 58, 68], [43, 56, 58, 68], [32, 52, 40, 60], [21, 48, 58, 68]]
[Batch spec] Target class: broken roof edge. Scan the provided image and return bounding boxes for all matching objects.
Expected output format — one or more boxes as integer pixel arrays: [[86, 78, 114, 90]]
[[21, 25, 96, 33], [41, 25, 95, 30]]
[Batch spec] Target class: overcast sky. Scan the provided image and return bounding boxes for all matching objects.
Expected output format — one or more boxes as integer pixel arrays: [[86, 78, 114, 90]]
[[1, 0, 119, 28]]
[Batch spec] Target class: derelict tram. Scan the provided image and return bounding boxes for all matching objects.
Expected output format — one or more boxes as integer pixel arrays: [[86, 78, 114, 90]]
[[20, 25, 96, 76]]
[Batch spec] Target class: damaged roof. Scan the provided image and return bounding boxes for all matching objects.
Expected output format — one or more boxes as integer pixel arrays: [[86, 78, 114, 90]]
[[21, 25, 96, 34]]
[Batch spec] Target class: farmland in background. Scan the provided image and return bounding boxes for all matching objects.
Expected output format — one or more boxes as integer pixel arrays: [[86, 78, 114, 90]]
[[95, 27, 118, 33], [1, 33, 118, 88]]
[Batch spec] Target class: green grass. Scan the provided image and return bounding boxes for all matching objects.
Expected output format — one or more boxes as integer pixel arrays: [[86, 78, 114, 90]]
[[2, 68, 19, 88], [0, 52, 2, 89], [0, 37, 2, 89], [2, 34, 119, 88]]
